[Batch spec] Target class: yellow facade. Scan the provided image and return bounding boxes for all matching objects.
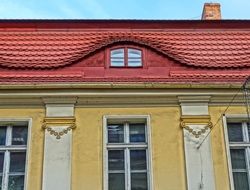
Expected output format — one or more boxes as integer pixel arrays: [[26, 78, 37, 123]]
[[0, 104, 247, 190]]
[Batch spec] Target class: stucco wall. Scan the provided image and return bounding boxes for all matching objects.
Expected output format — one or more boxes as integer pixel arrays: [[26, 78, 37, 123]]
[[210, 106, 246, 190], [72, 107, 186, 190], [0, 108, 45, 190], [0, 105, 245, 190]]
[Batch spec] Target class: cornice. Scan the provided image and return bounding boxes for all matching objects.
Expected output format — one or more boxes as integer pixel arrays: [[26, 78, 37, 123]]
[[0, 82, 244, 90], [0, 88, 245, 107]]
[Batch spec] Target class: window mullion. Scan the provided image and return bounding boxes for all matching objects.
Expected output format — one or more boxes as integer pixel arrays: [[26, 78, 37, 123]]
[[125, 48, 128, 67], [242, 122, 250, 189], [2, 126, 12, 190], [2, 151, 10, 190], [125, 148, 131, 190], [128, 148, 131, 190], [243, 122, 249, 142], [246, 147, 250, 189], [125, 123, 129, 144], [124, 148, 128, 190], [124, 123, 130, 190], [6, 126, 12, 146]]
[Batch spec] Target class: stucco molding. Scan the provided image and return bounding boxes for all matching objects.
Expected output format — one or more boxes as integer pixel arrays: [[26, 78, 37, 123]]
[[180, 115, 212, 138], [0, 89, 245, 107], [178, 95, 211, 103], [43, 97, 78, 104], [180, 115, 211, 124], [42, 117, 76, 139]]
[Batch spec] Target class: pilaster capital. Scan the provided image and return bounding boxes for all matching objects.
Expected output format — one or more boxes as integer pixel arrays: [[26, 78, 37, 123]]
[[180, 115, 213, 139], [178, 95, 211, 104], [42, 97, 78, 105]]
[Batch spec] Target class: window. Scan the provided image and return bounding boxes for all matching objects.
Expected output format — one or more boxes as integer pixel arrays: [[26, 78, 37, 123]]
[[104, 116, 151, 190], [226, 121, 250, 190], [0, 123, 28, 190], [110, 47, 142, 67]]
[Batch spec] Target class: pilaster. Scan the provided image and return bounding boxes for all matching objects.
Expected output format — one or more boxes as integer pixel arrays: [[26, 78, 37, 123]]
[[178, 96, 216, 190], [42, 97, 77, 190]]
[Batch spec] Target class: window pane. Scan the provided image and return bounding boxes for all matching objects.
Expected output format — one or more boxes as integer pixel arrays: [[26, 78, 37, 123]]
[[131, 173, 148, 190], [0, 176, 2, 190], [111, 59, 125, 67], [128, 60, 142, 67], [109, 173, 125, 190], [227, 123, 243, 142], [12, 126, 28, 145], [128, 49, 142, 67], [230, 149, 246, 169], [111, 49, 124, 58], [108, 124, 124, 143], [129, 124, 146, 143], [128, 49, 141, 58], [10, 152, 26, 173], [111, 49, 125, 67], [8, 175, 24, 190], [0, 127, 6, 145], [233, 172, 249, 190], [108, 150, 124, 171], [130, 150, 147, 170], [0, 153, 4, 173]]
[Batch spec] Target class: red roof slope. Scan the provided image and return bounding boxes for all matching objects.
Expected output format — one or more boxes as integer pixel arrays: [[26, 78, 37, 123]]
[[0, 20, 250, 84], [0, 30, 250, 69]]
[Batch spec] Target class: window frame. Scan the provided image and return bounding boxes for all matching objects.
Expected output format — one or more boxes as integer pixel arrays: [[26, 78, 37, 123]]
[[0, 118, 32, 190], [223, 115, 250, 190], [103, 115, 153, 190], [108, 46, 144, 68]]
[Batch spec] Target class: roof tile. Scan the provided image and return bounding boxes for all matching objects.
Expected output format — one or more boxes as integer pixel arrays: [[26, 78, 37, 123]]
[[0, 31, 250, 69]]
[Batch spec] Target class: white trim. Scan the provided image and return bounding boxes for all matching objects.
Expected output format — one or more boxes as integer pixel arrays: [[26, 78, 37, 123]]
[[25, 118, 32, 190], [223, 116, 234, 190], [102, 115, 153, 190], [146, 116, 153, 190], [106, 144, 148, 149], [102, 116, 108, 190]]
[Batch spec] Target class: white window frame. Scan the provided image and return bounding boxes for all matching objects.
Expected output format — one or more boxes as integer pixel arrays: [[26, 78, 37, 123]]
[[223, 114, 250, 190], [103, 115, 153, 190], [0, 118, 32, 190], [110, 47, 143, 68]]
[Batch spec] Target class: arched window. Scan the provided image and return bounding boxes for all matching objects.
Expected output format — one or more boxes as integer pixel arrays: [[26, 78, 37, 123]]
[[110, 47, 142, 67]]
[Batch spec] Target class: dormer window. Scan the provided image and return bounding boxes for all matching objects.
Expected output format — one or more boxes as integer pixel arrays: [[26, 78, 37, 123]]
[[110, 47, 142, 67]]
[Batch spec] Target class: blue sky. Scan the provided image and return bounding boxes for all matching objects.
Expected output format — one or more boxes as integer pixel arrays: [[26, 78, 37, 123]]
[[0, 0, 250, 19]]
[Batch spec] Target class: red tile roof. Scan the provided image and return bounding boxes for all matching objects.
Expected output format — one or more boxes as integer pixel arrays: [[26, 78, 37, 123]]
[[0, 30, 250, 69]]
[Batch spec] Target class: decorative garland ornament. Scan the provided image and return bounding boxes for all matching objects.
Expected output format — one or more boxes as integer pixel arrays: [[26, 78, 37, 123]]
[[180, 115, 213, 138], [42, 117, 76, 139], [182, 124, 211, 138]]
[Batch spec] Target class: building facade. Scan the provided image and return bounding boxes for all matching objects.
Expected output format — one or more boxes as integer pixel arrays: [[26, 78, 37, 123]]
[[0, 6, 250, 190]]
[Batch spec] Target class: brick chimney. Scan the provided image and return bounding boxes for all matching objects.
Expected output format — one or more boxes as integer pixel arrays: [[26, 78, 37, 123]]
[[202, 3, 221, 20]]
